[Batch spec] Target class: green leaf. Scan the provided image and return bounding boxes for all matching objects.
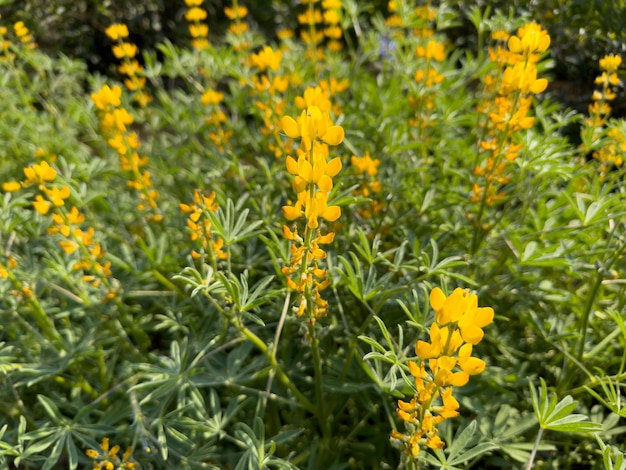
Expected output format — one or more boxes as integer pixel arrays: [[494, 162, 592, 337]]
[[530, 378, 603, 433]]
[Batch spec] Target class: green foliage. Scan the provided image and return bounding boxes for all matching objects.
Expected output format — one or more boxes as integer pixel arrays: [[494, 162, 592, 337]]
[[0, 0, 625, 469]]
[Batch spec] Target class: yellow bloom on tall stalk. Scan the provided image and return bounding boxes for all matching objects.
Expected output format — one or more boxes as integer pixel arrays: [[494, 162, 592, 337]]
[[184, 0, 210, 51], [180, 190, 227, 262], [225, 1, 250, 51], [91, 84, 162, 223], [105, 23, 151, 107], [470, 22, 550, 244], [279, 93, 344, 322], [351, 152, 384, 218], [13, 21, 36, 49], [582, 54, 624, 176], [392, 287, 494, 459], [104, 24, 129, 41]]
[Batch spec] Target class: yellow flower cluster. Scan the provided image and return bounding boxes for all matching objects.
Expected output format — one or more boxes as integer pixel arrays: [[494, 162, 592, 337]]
[[184, 0, 210, 51], [392, 288, 494, 458], [249, 46, 290, 158], [385, 1, 403, 28], [104, 23, 151, 107], [86, 438, 136, 470], [279, 89, 344, 321], [588, 55, 621, 127], [298, 0, 325, 61], [592, 127, 626, 171], [201, 86, 232, 152], [321, 0, 343, 52], [295, 79, 348, 117], [91, 84, 162, 223], [409, 8, 445, 134], [413, 5, 436, 38], [2, 160, 115, 298], [472, 23, 550, 207], [583, 54, 624, 175], [13, 20, 36, 49], [0, 15, 36, 59], [225, 2, 250, 51], [0, 256, 17, 280], [179, 190, 228, 262], [351, 152, 384, 218]]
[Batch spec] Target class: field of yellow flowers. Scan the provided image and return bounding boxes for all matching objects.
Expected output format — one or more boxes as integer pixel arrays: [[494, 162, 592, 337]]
[[1, 1, 625, 469]]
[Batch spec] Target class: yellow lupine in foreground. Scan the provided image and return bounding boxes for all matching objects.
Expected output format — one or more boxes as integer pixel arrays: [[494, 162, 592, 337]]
[[392, 287, 494, 458], [280, 89, 344, 321]]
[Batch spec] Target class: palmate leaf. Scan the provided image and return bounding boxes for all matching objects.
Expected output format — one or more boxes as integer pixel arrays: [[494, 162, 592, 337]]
[[417, 421, 497, 468], [530, 378, 603, 433], [207, 196, 263, 246]]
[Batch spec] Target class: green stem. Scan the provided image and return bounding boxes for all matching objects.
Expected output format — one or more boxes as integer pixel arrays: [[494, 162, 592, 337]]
[[575, 271, 603, 362], [526, 426, 543, 470], [575, 222, 625, 361], [234, 318, 316, 414], [264, 291, 291, 408], [308, 321, 329, 438]]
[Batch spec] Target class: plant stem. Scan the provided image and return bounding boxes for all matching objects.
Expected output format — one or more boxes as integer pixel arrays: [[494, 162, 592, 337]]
[[575, 270, 603, 362], [236, 318, 316, 414], [526, 426, 543, 470], [264, 291, 291, 408], [308, 321, 330, 438]]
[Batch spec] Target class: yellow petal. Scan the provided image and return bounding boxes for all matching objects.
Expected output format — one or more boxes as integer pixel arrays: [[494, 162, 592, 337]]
[[282, 205, 302, 220], [285, 155, 298, 174], [321, 205, 340, 222], [507, 35, 522, 53], [459, 356, 486, 375], [321, 126, 344, 146], [317, 231, 335, 244], [429, 287, 446, 311], [460, 324, 484, 345], [447, 371, 469, 387], [530, 78, 548, 94], [293, 176, 308, 193], [415, 340, 436, 359], [476, 307, 494, 327], [407, 360, 421, 377], [280, 116, 300, 139], [317, 175, 333, 192], [282, 225, 297, 241], [326, 157, 342, 177]]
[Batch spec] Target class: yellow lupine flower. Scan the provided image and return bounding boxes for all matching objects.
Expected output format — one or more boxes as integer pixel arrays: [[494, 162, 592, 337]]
[[201, 89, 224, 106], [91, 85, 122, 110], [105, 24, 129, 41], [112, 42, 137, 59], [2, 181, 21, 192], [23, 161, 56, 185], [185, 7, 207, 22], [33, 195, 51, 215], [599, 54, 622, 73], [224, 6, 248, 20], [507, 22, 550, 56], [280, 106, 344, 151], [249, 46, 282, 71]]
